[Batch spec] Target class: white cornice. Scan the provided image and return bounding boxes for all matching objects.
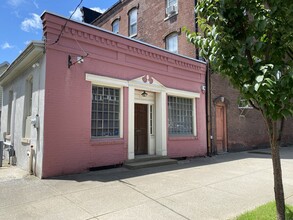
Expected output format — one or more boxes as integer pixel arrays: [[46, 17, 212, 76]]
[[41, 11, 206, 66]]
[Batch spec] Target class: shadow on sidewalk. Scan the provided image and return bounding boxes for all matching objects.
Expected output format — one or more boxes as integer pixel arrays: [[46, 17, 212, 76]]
[[46, 146, 293, 183]]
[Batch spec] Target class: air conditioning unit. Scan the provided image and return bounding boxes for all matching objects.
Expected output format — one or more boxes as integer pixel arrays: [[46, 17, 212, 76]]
[[166, 5, 177, 15]]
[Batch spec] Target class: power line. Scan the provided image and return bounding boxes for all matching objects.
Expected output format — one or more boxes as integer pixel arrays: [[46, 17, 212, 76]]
[[48, 0, 83, 45]]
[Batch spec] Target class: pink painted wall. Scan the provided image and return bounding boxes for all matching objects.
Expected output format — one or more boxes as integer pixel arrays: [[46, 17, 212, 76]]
[[41, 12, 206, 178], [167, 97, 207, 158]]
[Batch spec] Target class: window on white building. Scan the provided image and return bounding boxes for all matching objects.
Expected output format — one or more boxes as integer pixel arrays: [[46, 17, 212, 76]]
[[128, 8, 137, 36], [7, 90, 13, 135], [112, 19, 119, 34], [168, 96, 193, 135], [23, 77, 33, 138], [166, 33, 178, 53], [91, 85, 120, 138]]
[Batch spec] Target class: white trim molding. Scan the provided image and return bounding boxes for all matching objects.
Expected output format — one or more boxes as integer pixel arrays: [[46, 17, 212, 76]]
[[128, 86, 135, 159], [167, 88, 200, 99], [86, 73, 128, 88], [86, 73, 125, 139], [86, 73, 200, 158]]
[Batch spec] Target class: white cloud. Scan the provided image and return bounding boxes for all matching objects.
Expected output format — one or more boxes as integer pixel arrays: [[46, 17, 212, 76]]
[[1, 42, 14, 49], [90, 7, 107, 13], [24, 40, 30, 45], [21, 13, 42, 32], [70, 7, 107, 21], [70, 8, 83, 21], [7, 0, 25, 7]]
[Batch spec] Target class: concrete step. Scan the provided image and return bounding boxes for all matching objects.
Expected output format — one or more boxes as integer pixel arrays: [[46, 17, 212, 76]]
[[124, 157, 177, 170], [126, 155, 169, 163]]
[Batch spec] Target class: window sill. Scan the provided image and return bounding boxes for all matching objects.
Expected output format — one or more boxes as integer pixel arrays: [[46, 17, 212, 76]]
[[168, 136, 198, 141], [129, 34, 137, 38], [21, 138, 31, 145], [164, 12, 178, 21], [90, 138, 125, 146]]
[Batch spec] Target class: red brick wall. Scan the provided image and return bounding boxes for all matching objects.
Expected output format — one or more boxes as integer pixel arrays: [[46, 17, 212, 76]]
[[94, 1, 293, 152], [93, 0, 196, 58], [211, 74, 293, 152]]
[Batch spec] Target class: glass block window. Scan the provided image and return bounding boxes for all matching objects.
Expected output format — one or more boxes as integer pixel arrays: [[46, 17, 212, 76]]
[[168, 96, 193, 135], [91, 86, 120, 138], [129, 8, 137, 36]]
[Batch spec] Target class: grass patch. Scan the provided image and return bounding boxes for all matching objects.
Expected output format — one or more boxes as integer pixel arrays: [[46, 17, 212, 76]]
[[236, 202, 293, 220]]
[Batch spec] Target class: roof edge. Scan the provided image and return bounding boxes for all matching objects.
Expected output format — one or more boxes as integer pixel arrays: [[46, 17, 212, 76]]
[[41, 11, 206, 65], [91, 0, 122, 25], [0, 41, 45, 85], [0, 61, 9, 68]]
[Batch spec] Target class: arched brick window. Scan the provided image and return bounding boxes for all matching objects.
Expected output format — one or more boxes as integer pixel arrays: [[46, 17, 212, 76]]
[[165, 32, 178, 53], [112, 19, 120, 34], [128, 8, 137, 36]]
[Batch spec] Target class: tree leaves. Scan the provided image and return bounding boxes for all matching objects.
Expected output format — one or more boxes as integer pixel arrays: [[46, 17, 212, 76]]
[[184, 0, 293, 120]]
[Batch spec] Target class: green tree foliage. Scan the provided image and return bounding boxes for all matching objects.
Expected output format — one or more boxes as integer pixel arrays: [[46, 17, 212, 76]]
[[184, 1, 293, 219]]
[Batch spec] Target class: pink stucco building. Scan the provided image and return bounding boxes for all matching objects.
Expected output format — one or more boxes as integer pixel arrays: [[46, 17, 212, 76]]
[[0, 12, 206, 178]]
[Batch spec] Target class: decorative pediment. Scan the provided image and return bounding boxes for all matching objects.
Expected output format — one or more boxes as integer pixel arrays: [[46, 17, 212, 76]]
[[129, 74, 166, 92]]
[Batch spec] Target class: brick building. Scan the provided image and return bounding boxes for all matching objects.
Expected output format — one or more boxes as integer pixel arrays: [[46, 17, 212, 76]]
[[0, 12, 206, 177], [88, 0, 293, 153]]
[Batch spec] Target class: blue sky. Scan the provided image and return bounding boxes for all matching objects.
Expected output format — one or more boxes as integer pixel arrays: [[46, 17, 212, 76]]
[[0, 0, 118, 64]]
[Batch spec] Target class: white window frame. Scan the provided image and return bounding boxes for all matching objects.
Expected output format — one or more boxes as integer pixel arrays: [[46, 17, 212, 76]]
[[166, 33, 178, 53], [167, 0, 177, 7], [166, 0, 178, 16], [86, 74, 125, 139], [167, 89, 199, 137], [23, 76, 33, 139], [112, 19, 119, 34], [128, 8, 138, 37], [7, 90, 13, 135], [168, 96, 194, 136], [149, 104, 154, 136]]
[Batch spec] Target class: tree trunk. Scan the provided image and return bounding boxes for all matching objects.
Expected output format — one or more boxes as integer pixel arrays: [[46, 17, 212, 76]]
[[267, 119, 285, 220]]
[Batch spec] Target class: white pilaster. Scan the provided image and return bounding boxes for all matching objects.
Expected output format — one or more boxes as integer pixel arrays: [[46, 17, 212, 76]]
[[128, 86, 135, 159], [156, 92, 167, 156]]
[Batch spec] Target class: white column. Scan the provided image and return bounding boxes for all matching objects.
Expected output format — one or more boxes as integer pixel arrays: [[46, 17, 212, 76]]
[[156, 92, 167, 156], [128, 86, 135, 159]]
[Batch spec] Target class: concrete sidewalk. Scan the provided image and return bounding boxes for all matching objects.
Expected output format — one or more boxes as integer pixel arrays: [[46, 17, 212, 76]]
[[0, 147, 293, 220]]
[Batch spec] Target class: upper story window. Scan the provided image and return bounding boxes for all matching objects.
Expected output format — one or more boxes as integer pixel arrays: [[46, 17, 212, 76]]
[[166, 0, 178, 16], [166, 33, 178, 53], [112, 19, 119, 34], [128, 8, 137, 37]]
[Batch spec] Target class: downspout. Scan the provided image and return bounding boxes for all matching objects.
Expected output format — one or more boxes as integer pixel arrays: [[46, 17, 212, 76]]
[[194, 0, 199, 59], [195, 0, 212, 156], [206, 61, 212, 156]]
